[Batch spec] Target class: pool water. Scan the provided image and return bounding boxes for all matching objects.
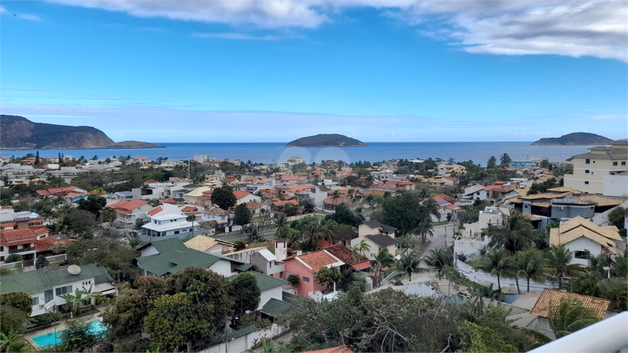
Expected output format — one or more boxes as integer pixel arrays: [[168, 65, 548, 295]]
[[31, 319, 106, 348]]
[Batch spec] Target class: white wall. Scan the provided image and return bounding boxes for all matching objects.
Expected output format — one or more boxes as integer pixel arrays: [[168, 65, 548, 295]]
[[564, 237, 602, 267], [259, 287, 283, 310], [209, 259, 234, 277], [603, 175, 628, 197]]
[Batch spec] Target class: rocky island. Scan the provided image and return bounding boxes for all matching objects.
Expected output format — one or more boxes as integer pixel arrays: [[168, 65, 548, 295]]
[[286, 134, 367, 147], [0, 115, 163, 149], [531, 132, 615, 146]]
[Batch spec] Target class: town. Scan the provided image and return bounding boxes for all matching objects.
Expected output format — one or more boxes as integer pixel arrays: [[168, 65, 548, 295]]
[[0, 141, 626, 352]]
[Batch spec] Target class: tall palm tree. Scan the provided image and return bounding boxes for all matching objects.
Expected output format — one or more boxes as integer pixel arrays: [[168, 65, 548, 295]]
[[398, 234, 414, 254], [371, 247, 395, 286], [413, 218, 434, 245], [546, 245, 582, 289], [488, 211, 537, 254], [475, 248, 514, 292], [0, 330, 24, 352], [424, 248, 453, 271], [318, 219, 337, 244], [421, 197, 441, 221], [396, 252, 422, 281], [516, 248, 547, 292]]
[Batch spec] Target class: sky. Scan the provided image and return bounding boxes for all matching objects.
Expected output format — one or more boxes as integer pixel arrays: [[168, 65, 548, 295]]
[[0, 0, 627, 143]]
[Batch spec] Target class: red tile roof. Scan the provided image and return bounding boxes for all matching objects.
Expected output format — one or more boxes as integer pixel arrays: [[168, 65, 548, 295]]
[[35, 186, 79, 197], [144, 179, 159, 184], [35, 237, 76, 253], [162, 198, 177, 204], [246, 202, 266, 210], [233, 191, 252, 200], [324, 244, 368, 267], [110, 199, 148, 214], [147, 206, 163, 216], [296, 250, 342, 272], [1, 226, 49, 245]]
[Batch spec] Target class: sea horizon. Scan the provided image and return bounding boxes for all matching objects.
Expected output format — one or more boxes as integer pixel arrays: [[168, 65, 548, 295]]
[[0, 141, 594, 166]]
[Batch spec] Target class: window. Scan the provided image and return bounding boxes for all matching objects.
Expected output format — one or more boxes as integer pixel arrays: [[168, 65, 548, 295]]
[[174, 231, 179, 234], [585, 159, 590, 164], [55, 285, 72, 296], [575, 251, 590, 259], [585, 170, 590, 173], [0, 246, 3, 251], [32, 297, 39, 305], [303, 276, 310, 283], [0, 256, 4, 262], [269, 262, 272, 268], [622, 161, 626, 166], [613, 162, 618, 166], [584, 181, 589, 185]]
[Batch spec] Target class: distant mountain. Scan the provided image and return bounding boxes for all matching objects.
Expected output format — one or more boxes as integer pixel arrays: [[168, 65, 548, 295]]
[[109, 141, 164, 149], [531, 132, 615, 146], [286, 134, 367, 147], [0, 115, 162, 149]]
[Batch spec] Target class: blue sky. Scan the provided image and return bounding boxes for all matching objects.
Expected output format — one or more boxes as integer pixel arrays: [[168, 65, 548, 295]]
[[1, 0, 626, 143]]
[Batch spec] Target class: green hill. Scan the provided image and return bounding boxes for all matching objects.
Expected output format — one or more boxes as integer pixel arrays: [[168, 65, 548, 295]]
[[286, 134, 366, 147], [531, 132, 614, 146]]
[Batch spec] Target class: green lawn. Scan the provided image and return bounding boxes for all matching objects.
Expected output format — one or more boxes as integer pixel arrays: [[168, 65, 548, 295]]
[[430, 221, 449, 226]]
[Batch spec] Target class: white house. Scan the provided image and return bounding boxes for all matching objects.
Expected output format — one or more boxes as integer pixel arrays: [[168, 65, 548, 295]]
[[358, 220, 397, 238], [464, 185, 487, 201], [549, 216, 621, 267], [234, 191, 262, 205], [350, 233, 399, 261], [0, 264, 115, 317], [140, 213, 200, 243], [250, 248, 285, 278], [109, 199, 152, 226]]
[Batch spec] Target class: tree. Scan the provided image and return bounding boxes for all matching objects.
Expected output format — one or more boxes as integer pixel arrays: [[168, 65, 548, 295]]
[[486, 156, 497, 169], [135, 217, 145, 230], [457, 321, 517, 353], [475, 248, 514, 292], [229, 272, 261, 322], [60, 286, 93, 318], [0, 292, 32, 316], [243, 225, 264, 244], [424, 248, 453, 274], [4, 254, 23, 263], [396, 252, 422, 281], [353, 238, 370, 258], [77, 195, 107, 218], [546, 245, 581, 289], [234, 203, 252, 226], [487, 211, 538, 254], [300, 196, 316, 214], [35, 151, 40, 165], [324, 203, 364, 227], [0, 305, 29, 336], [64, 209, 98, 237], [144, 293, 213, 352], [500, 153, 512, 167], [60, 320, 101, 352], [413, 217, 434, 245], [515, 249, 547, 292], [315, 266, 341, 291], [99, 206, 118, 224], [287, 274, 301, 294], [382, 193, 437, 235], [607, 206, 625, 229], [36, 254, 49, 269], [211, 186, 237, 210], [370, 247, 395, 286], [0, 329, 24, 352]]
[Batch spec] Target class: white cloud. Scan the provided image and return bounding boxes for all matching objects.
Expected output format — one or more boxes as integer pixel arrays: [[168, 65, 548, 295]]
[[193, 32, 286, 41], [0, 5, 5, 14], [16, 13, 43, 21], [43, 0, 628, 61]]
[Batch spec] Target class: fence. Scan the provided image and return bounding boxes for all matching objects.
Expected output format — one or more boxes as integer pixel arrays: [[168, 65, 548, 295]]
[[456, 259, 553, 292]]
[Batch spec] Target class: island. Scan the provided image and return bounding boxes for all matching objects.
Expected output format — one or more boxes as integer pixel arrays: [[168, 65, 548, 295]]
[[286, 134, 367, 147], [531, 132, 615, 146], [0, 115, 163, 149]]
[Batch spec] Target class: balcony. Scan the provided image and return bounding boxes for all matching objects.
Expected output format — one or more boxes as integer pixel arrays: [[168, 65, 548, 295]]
[[9, 246, 35, 254]]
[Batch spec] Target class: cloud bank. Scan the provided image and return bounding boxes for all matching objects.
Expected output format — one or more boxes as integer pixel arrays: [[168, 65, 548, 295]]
[[45, 0, 628, 61]]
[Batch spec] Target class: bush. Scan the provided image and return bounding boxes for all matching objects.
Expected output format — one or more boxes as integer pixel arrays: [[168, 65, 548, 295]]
[[32, 313, 61, 326], [5, 254, 23, 263]]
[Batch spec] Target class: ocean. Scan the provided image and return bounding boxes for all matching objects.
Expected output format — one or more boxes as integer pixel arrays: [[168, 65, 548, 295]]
[[0, 142, 592, 166]]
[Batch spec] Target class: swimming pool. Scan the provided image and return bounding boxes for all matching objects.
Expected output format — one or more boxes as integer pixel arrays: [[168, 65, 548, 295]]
[[31, 319, 106, 348]]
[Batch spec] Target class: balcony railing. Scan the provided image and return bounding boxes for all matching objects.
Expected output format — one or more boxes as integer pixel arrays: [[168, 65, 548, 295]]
[[9, 246, 35, 254]]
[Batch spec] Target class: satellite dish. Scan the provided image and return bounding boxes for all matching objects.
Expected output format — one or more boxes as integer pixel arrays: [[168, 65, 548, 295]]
[[67, 265, 81, 275]]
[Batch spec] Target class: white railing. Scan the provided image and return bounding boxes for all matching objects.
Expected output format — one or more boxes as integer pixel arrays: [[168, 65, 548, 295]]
[[529, 312, 628, 353], [456, 259, 553, 291]]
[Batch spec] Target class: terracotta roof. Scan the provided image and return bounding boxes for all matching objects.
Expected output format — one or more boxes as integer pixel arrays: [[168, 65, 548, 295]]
[[35, 186, 79, 196], [110, 199, 148, 214], [246, 202, 266, 210], [296, 250, 343, 272], [233, 191, 252, 200], [1, 226, 49, 245], [272, 199, 299, 207], [35, 237, 75, 253], [147, 206, 163, 216], [324, 244, 368, 266], [432, 194, 456, 204], [163, 198, 177, 204], [181, 206, 197, 212], [206, 207, 229, 216], [303, 346, 353, 353], [323, 196, 351, 206], [530, 288, 610, 320], [144, 179, 159, 184]]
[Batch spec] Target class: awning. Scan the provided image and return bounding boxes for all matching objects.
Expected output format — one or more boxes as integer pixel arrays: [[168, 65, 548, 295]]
[[94, 283, 117, 295]]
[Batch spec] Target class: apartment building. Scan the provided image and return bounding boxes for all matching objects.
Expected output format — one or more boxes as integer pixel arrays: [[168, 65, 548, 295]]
[[564, 141, 628, 195]]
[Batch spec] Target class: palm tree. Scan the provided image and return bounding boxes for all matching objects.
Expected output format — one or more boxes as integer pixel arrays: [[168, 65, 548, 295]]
[[546, 245, 581, 289], [0, 330, 23, 352], [475, 248, 514, 292], [487, 211, 537, 254], [424, 248, 453, 271], [330, 190, 341, 204], [516, 248, 547, 292], [523, 297, 599, 345], [371, 247, 395, 286], [398, 234, 414, 254], [318, 219, 337, 244], [413, 218, 434, 245], [354, 238, 371, 257], [421, 197, 441, 221], [396, 252, 422, 281], [60, 286, 92, 318]]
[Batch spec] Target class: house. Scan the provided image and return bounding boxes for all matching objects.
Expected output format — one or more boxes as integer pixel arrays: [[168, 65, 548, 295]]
[[35, 186, 87, 199], [549, 216, 621, 266], [136, 238, 243, 277], [184, 235, 235, 255], [323, 244, 370, 272], [323, 196, 351, 210], [464, 185, 487, 201], [184, 187, 213, 204], [0, 226, 49, 264], [246, 202, 271, 217], [227, 271, 287, 310], [483, 181, 520, 201], [564, 141, 628, 195], [359, 220, 397, 238], [351, 233, 399, 261], [234, 191, 262, 205], [140, 213, 201, 243], [527, 289, 610, 339], [283, 250, 344, 296], [109, 199, 152, 226], [0, 209, 45, 230], [0, 264, 115, 317], [146, 203, 181, 218]]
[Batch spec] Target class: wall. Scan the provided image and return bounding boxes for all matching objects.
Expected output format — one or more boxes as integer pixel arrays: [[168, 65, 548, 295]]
[[551, 204, 594, 220], [603, 175, 628, 197], [199, 324, 287, 353], [209, 259, 235, 277], [456, 259, 552, 292], [259, 286, 283, 310], [564, 237, 602, 267], [284, 259, 325, 296]]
